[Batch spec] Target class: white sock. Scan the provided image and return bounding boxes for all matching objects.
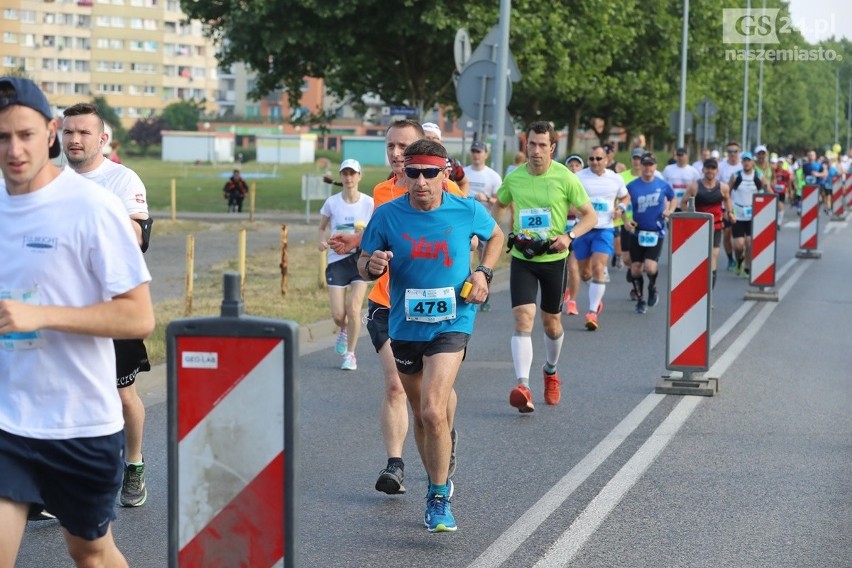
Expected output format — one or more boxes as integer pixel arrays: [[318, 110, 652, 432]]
[[544, 332, 564, 369], [589, 281, 606, 313], [511, 334, 533, 387]]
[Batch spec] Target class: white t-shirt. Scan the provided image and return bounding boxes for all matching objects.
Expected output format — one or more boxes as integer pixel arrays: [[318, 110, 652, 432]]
[[718, 159, 742, 187], [78, 158, 148, 216], [662, 163, 701, 203], [577, 169, 628, 229], [0, 167, 151, 439], [731, 170, 761, 221], [319, 192, 374, 264], [463, 165, 502, 208]]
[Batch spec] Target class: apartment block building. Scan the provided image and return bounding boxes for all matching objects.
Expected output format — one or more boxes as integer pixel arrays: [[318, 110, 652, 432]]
[[0, 0, 220, 128]]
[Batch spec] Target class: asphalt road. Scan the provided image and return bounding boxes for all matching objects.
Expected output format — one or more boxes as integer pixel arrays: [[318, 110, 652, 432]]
[[15, 209, 852, 568]]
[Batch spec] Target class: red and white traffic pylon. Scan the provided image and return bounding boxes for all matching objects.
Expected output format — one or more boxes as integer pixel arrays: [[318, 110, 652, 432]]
[[745, 192, 778, 301], [658, 210, 716, 396], [844, 174, 852, 212], [830, 174, 846, 221], [796, 184, 822, 259]]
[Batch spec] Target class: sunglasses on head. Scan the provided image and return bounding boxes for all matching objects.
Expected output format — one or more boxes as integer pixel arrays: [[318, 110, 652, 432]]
[[588, 156, 605, 162], [404, 166, 443, 179]]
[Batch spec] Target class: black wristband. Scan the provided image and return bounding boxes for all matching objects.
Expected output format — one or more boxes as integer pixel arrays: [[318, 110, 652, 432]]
[[366, 261, 387, 280]]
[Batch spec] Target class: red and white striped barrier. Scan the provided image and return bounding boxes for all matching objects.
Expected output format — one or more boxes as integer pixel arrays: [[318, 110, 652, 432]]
[[748, 192, 777, 292], [665, 212, 713, 371], [168, 293, 298, 568], [796, 184, 821, 259], [844, 174, 852, 212], [831, 175, 846, 220]]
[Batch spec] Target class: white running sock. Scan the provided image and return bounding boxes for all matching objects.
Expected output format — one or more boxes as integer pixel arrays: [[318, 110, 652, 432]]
[[543, 332, 564, 369], [589, 281, 606, 313], [511, 334, 533, 387]]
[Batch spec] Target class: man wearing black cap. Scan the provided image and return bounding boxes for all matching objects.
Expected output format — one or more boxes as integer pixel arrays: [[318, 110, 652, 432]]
[[0, 77, 153, 567], [464, 141, 502, 211], [662, 147, 700, 211], [625, 153, 677, 313]]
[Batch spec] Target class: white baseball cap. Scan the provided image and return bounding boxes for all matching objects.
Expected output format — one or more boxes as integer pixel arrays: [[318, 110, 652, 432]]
[[710, 150, 720, 159], [339, 159, 361, 173], [422, 122, 442, 140], [754, 144, 768, 154]]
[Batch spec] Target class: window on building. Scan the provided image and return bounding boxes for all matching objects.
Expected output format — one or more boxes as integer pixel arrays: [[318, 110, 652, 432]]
[[74, 83, 90, 95], [4, 9, 18, 20], [3, 32, 19, 44], [20, 10, 36, 23], [2, 56, 18, 68]]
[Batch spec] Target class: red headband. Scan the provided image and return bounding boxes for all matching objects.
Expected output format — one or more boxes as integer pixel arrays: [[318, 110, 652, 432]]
[[404, 154, 447, 168]]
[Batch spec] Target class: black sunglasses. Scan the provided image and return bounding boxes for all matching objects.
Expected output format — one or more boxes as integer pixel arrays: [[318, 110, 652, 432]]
[[404, 166, 443, 179], [727, 149, 739, 153], [588, 156, 605, 162]]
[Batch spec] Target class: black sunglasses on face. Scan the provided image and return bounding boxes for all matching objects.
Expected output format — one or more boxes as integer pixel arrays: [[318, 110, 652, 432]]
[[404, 167, 443, 179], [588, 156, 605, 162]]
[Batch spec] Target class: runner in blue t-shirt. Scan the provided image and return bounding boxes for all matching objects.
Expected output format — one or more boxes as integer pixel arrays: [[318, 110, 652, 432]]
[[358, 139, 503, 534], [625, 153, 677, 314]]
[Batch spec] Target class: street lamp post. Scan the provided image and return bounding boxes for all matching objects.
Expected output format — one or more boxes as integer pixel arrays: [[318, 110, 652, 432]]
[[741, 0, 750, 147], [677, 0, 689, 149]]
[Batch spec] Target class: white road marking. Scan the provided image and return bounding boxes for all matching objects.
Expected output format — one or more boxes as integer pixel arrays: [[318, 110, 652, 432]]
[[469, 249, 814, 567], [532, 260, 811, 567]]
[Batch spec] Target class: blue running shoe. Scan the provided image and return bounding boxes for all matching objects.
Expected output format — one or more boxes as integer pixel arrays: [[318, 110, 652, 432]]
[[334, 330, 347, 356], [424, 492, 457, 532], [423, 479, 458, 532], [726, 257, 736, 272]]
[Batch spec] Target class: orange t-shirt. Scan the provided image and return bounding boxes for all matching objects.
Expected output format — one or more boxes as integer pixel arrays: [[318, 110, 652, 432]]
[[367, 175, 465, 307]]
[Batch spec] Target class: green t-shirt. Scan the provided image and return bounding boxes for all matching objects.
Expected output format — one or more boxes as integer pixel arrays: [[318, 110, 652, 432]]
[[497, 161, 590, 262], [617, 170, 638, 224]]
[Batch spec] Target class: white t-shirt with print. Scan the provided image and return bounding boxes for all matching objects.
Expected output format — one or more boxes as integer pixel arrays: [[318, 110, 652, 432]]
[[78, 158, 148, 216], [0, 167, 151, 439], [577, 168, 628, 229]]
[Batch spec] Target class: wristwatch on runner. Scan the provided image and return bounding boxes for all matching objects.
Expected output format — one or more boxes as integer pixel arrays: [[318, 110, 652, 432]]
[[474, 265, 493, 284]]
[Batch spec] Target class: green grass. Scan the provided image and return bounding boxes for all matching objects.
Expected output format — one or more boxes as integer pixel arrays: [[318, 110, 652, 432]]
[[122, 158, 393, 214]]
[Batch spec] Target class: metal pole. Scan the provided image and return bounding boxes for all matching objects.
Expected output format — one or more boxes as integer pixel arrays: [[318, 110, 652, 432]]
[[847, 77, 851, 152], [835, 67, 840, 145], [677, 0, 689, 148], [756, 0, 765, 147], [493, 0, 511, 176], [741, 0, 750, 147]]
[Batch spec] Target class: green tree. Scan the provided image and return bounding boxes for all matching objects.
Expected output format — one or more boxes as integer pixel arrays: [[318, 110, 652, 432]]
[[161, 100, 202, 131], [128, 117, 165, 157], [93, 96, 127, 145], [180, 0, 487, 118]]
